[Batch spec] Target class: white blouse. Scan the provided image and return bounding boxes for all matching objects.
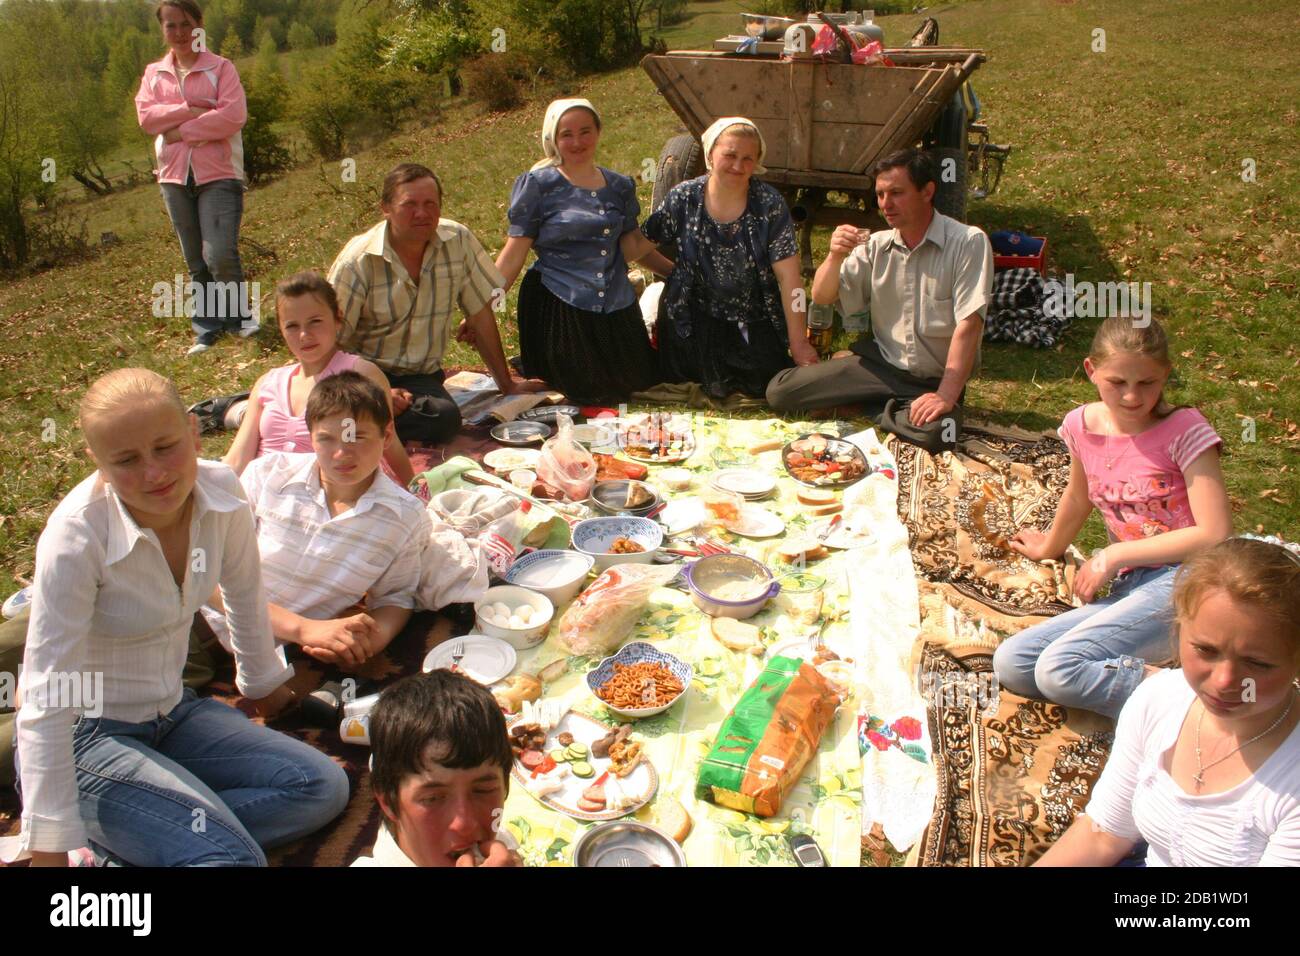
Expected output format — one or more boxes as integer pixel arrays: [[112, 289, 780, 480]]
[[1085, 669, 1300, 866], [17, 460, 292, 853]]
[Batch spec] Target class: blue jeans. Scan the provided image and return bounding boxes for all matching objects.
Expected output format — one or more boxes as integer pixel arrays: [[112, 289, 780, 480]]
[[21, 688, 349, 866], [992, 564, 1179, 720], [159, 177, 248, 342]]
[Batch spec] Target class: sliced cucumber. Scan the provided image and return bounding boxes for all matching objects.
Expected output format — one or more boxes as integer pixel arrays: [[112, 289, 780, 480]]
[[570, 760, 594, 778], [567, 742, 589, 757], [549, 749, 569, 763]]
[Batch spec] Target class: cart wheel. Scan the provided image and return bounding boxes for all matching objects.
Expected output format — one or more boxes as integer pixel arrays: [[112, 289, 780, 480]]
[[930, 146, 967, 223], [652, 134, 704, 213]]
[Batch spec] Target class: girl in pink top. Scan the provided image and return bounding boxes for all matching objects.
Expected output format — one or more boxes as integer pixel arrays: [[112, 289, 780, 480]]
[[993, 317, 1232, 719], [224, 272, 415, 486]]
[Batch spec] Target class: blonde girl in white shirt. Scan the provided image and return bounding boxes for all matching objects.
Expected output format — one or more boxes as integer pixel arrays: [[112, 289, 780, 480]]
[[1037, 537, 1300, 866], [14, 369, 348, 867]]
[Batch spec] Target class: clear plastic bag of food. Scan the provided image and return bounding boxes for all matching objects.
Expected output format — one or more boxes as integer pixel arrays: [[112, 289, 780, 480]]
[[537, 413, 597, 501], [699, 486, 745, 532], [557, 562, 681, 657]]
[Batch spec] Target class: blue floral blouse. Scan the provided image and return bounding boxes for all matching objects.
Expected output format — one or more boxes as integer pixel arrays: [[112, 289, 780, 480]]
[[641, 175, 798, 341], [507, 165, 640, 313]]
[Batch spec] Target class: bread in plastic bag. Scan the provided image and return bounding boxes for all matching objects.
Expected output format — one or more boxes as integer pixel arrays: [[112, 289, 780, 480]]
[[557, 562, 681, 656]]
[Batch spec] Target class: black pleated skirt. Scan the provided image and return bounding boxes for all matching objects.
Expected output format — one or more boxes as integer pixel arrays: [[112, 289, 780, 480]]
[[517, 270, 660, 404]]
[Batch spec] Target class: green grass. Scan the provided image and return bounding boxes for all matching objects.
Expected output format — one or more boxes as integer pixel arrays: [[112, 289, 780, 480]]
[[2, 0, 1297, 595]]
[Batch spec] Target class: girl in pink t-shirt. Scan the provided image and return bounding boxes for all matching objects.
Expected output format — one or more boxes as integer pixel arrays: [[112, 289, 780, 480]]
[[224, 272, 414, 486], [993, 317, 1232, 719]]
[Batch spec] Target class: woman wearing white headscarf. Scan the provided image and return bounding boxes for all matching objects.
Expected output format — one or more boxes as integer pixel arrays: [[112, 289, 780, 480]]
[[630, 117, 818, 399], [493, 99, 673, 403]]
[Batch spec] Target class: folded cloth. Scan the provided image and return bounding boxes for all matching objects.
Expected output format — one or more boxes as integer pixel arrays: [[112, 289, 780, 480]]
[[428, 487, 519, 535], [414, 511, 489, 612], [414, 456, 480, 497], [985, 267, 1070, 349]]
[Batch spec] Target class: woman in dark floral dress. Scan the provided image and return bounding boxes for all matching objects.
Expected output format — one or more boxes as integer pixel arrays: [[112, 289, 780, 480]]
[[635, 117, 819, 399]]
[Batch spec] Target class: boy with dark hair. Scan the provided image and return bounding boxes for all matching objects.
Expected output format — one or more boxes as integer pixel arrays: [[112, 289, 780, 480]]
[[353, 670, 519, 867], [203, 371, 485, 668]]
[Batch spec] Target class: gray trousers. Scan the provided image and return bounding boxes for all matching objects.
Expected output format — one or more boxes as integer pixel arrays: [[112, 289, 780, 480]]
[[766, 337, 963, 452]]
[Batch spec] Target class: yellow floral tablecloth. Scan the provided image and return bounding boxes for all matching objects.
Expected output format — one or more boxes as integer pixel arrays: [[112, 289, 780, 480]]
[[494, 415, 894, 867]]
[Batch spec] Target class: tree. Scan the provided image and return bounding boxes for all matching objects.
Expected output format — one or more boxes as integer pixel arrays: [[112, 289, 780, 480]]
[[287, 22, 318, 51], [241, 66, 291, 185]]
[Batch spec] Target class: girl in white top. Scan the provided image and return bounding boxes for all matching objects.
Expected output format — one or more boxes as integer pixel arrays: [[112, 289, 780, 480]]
[[13, 369, 348, 866], [1036, 537, 1300, 866]]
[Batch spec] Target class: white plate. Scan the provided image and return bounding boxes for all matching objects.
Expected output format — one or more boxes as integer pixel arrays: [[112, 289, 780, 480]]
[[767, 637, 820, 661], [571, 423, 616, 447], [812, 515, 876, 550], [509, 711, 658, 822], [724, 505, 785, 538], [483, 447, 541, 473], [710, 468, 777, 498], [422, 635, 518, 685], [658, 497, 707, 535]]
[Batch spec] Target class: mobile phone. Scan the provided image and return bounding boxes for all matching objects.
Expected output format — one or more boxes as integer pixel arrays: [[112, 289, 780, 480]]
[[788, 834, 827, 867]]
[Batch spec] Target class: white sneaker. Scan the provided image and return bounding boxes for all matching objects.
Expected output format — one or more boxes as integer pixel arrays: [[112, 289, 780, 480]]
[[187, 341, 213, 356], [223, 399, 249, 430], [3, 586, 32, 619], [237, 319, 260, 339]]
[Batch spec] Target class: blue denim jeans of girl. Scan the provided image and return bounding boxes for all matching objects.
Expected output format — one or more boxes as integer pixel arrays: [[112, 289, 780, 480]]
[[20, 688, 349, 866], [992, 564, 1179, 720]]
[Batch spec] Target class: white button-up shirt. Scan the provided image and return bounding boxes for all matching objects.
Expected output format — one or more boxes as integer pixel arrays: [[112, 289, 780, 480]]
[[837, 210, 993, 380], [202, 454, 426, 650], [17, 460, 290, 853]]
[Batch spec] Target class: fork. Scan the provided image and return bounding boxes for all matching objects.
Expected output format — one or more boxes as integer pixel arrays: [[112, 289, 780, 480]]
[[450, 640, 466, 672]]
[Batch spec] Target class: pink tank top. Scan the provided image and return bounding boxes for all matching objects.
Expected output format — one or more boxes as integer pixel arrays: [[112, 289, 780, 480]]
[[257, 350, 361, 454]]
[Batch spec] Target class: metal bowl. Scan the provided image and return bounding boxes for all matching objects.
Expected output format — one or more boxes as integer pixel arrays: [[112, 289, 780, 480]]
[[518, 404, 581, 425], [590, 479, 662, 517], [491, 420, 552, 446], [571, 821, 687, 867]]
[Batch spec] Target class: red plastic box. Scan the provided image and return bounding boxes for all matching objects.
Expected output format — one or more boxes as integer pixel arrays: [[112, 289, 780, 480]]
[[993, 236, 1048, 273]]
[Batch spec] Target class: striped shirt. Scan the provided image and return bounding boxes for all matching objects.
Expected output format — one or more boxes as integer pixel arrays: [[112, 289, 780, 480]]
[[18, 460, 290, 853], [327, 219, 506, 376], [1086, 669, 1300, 866], [1059, 405, 1222, 549], [202, 453, 425, 649]]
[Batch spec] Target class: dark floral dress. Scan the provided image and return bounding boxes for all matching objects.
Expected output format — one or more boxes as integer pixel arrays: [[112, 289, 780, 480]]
[[642, 176, 799, 398]]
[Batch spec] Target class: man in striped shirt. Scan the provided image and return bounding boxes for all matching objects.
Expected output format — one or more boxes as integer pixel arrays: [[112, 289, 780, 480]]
[[327, 163, 546, 445]]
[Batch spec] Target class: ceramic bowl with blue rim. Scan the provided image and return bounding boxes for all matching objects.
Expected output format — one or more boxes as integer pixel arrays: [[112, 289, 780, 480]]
[[571, 516, 664, 571], [586, 641, 693, 719], [504, 549, 594, 606]]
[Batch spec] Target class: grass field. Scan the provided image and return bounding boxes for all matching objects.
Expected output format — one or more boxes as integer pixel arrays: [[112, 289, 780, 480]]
[[1, 0, 1297, 595]]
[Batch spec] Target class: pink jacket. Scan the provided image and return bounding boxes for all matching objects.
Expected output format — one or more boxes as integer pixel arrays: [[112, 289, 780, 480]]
[[135, 50, 247, 186]]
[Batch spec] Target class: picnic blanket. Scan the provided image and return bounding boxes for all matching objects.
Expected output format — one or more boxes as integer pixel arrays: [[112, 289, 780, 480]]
[[888, 417, 1077, 618]]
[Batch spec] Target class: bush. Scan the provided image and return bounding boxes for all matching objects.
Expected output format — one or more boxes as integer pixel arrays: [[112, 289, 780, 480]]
[[294, 62, 358, 160], [242, 68, 292, 185], [462, 54, 523, 112], [383, 13, 481, 75]]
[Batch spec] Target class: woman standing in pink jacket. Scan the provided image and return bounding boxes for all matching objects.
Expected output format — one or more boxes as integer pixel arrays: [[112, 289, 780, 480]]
[[135, 1, 253, 356]]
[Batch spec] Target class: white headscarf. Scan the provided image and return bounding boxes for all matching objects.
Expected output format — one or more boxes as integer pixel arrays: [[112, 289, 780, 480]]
[[702, 117, 768, 175], [530, 98, 602, 172]]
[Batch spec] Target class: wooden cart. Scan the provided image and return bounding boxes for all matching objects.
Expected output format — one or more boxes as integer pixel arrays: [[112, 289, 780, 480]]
[[642, 43, 1010, 273]]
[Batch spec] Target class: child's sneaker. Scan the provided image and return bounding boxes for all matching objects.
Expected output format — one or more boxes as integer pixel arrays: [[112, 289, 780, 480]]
[[2, 586, 32, 619]]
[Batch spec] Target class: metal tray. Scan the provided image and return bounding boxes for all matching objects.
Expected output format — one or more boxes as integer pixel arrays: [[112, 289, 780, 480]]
[[781, 432, 869, 488], [491, 420, 552, 446]]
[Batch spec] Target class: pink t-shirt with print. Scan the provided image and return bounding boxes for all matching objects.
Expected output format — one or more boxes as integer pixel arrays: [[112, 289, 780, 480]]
[[1059, 404, 1222, 546]]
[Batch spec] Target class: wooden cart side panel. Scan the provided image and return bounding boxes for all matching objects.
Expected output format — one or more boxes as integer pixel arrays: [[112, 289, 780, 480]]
[[846, 65, 952, 172], [787, 63, 815, 171], [885, 54, 984, 156], [810, 121, 890, 171]]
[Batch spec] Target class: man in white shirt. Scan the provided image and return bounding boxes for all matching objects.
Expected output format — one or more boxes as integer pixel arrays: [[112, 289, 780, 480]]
[[352, 670, 519, 867], [202, 371, 486, 668], [766, 148, 994, 452]]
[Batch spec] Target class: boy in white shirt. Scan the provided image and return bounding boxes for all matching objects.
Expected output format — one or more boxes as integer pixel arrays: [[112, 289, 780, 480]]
[[202, 371, 485, 668], [352, 669, 518, 867]]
